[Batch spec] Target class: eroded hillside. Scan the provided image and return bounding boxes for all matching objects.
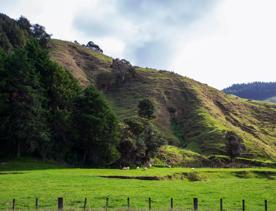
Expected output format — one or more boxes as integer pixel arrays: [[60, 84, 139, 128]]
[[50, 39, 276, 161]]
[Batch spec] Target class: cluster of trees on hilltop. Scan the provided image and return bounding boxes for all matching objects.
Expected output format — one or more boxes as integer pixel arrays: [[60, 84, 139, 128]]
[[0, 14, 165, 167], [223, 82, 276, 100], [0, 13, 51, 51]]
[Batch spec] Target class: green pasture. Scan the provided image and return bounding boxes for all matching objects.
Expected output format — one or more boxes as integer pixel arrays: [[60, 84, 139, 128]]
[[0, 159, 275, 210]]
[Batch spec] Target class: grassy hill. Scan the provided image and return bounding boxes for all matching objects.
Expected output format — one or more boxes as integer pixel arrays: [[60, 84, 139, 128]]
[[49, 39, 276, 162]]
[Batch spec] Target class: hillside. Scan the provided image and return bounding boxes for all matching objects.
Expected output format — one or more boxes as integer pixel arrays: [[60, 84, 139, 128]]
[[223, 82, 276, 101], [1, 13, 276, 165], [50, 39, 276, 161]]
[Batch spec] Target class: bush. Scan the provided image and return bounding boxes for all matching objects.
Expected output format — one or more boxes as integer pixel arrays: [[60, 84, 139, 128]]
[[186, 171, 207, 182], [138, 99, 155, 118]]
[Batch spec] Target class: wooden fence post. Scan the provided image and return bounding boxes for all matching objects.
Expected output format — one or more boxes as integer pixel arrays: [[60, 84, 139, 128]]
[[58, 197, 63, 210], [105, 197, 109, 209], [220, 198, 223, 211], [170, 197, 173, 209], [264, 200, 267, 211], [12, 199, 15, 210], [83, 197, 87, 209], [148, 197, 151, 210], [193, 198, 198, 211], [35, 198, 39, 209], [127, 197, 130, 208], [242, 199, 245, 211]]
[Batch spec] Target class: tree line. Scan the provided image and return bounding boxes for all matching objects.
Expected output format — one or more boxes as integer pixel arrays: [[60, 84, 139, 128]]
[[0, 40, 117, 165], [223, 82, 276, 100]]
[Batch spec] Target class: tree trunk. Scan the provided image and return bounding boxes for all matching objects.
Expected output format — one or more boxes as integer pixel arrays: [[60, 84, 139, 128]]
[[41, 148, 47, 162], [82, 153, 87, 165], [17, 142, 21, 158]]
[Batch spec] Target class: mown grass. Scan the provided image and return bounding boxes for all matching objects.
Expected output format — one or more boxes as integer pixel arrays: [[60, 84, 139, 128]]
[[0, 159, 275, 210]]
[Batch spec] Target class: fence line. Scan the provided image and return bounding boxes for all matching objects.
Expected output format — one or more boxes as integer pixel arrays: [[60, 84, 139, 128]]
[[6, 197, 270, 210]]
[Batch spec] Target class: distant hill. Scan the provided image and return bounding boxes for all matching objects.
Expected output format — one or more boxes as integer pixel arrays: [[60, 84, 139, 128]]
[[223, 82, 276, 101]]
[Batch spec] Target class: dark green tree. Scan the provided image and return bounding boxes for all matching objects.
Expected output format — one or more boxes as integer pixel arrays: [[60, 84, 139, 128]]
[[118, 118, 165, 166], [0, 13, 29, 51], [138, 99, 155, 118], [0, 49, 8, 157], [0, 48, 49, 158], [117, 127, 138, 167], [0, 39, 82, 161], [225, 131, 245, 161], [17, 16, 32, 33], [24, 40, 81, 161], [0, 33, 12, 51], [73, 87, 119, 166], [46, 62, 81, 161], [31, 24, 51, 47]]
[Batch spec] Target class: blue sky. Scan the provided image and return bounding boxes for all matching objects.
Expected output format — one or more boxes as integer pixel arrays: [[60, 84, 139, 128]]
[[1, 0, 276, 89]]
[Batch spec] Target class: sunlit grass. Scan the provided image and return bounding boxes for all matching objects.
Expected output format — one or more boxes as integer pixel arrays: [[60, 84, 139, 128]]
[[0, 159, 275, 210]]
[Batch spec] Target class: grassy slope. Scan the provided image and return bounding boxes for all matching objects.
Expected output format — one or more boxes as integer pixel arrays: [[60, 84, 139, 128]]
[[0, 160, 275, 210], [49, 39, 276, 161]]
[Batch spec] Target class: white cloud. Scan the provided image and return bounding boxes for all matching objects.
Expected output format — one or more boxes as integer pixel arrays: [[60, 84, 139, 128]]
[[72, 0, 217, 69], [171, 0, 276, 89], [1, 0, 89, 41]]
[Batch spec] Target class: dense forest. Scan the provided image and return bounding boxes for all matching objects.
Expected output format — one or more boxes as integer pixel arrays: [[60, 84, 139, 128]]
[[0, 14, 163, 167], [223, 82, 276, 101]]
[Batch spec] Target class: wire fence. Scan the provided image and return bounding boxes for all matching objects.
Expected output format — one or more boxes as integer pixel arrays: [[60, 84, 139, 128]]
[[1, 197, 269, 211]]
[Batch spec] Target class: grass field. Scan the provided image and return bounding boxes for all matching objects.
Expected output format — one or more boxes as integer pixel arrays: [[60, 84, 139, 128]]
[[0, 159, 275, 210]]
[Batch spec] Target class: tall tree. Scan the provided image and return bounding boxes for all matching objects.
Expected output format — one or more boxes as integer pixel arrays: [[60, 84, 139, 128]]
[[0, 13, 29, 51], [0, 49, 8, 157], [118, 118, 166, 166], [24, 40, 81, 161], [73, 87, 119, 166], [31, 24, 51, 47], [45, 62, 81, 161], [0, 48, 49, 158], [17, 16, 32, 34]]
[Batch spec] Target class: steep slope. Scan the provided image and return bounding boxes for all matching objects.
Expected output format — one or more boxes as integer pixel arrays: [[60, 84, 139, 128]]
[[50, 39, 276, 161]]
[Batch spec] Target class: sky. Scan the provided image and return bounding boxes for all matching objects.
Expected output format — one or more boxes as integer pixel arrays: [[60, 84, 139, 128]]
[[1, 0, 276, 89]]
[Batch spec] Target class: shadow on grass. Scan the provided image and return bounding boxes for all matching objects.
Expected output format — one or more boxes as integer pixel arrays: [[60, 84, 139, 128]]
[[232, 170, 276, 179], [0, 157, 68, 171], [0, 171, 25, 175]]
